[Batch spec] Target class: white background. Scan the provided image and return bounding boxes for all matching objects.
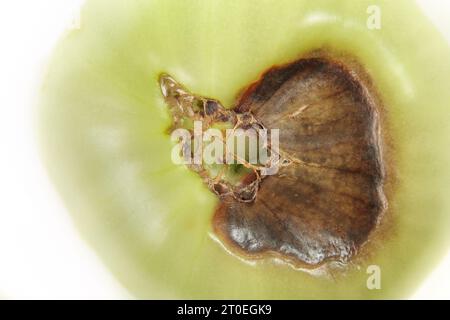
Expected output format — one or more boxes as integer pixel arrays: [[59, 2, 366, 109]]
[[0, 0, 449, 299]]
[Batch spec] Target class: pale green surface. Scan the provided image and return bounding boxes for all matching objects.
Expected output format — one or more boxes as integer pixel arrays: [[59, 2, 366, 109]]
[[39, 0, 450, 299]]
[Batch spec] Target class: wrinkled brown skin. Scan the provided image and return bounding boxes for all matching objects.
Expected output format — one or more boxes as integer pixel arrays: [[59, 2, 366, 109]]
[[213, 55, 387, 268]]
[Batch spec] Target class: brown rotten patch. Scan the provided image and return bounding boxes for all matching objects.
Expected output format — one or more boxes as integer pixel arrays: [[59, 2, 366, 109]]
[[160, 53, 387, 268]]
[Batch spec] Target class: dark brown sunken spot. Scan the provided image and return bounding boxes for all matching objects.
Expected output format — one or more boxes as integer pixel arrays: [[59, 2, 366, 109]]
[[213, 57, 386, 267]]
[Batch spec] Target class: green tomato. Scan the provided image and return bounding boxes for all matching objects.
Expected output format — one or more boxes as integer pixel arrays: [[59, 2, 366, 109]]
[[39, 0, 450, 299]]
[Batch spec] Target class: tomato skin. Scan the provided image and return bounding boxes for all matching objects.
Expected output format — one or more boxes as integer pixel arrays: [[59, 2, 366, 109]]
[[39, 0, 450, 299]]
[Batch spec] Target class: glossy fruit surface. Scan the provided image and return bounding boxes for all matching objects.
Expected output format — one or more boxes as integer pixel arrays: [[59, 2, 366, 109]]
[[39, 0, 450, 298]]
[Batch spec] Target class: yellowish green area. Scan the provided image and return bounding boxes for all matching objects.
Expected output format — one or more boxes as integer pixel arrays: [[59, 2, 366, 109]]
[[39, 0, 450, 298]]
